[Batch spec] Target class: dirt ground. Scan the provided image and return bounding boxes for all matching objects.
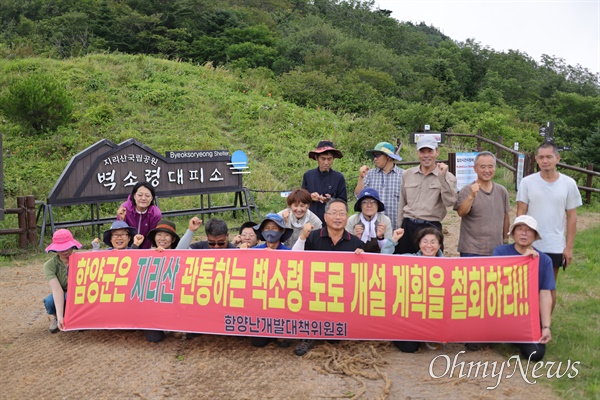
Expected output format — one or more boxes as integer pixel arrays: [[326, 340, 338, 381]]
[[2, 208, 598, 399]]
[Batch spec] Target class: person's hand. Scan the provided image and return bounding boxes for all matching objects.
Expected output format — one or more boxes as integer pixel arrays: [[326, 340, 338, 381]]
[[392, 228, 405, 243], [376, 223, 386, 239], [91, 238, 101, 250], [310, 192, 321, 202], [323, 193, 332, 202], [300, 223, 313, 240], [155, 246, 165, 253], [188, 217, 202, 232], [57, 315, 65, 331], [133, 234, 144, 246], [232, 234, 242, 246], [353, 224, 364, 237], [563, 248, 573, 268], [239, 243, 250, 249], [117, 206, 127, 221], [437, 162, 448, 175], [470, 182, 480, 198], [522, 247, 539, 258], [539, 327, 552, 344], [280, 209, 290, 224], [359, 165, 369, 179], [355, 248, 365, 255]]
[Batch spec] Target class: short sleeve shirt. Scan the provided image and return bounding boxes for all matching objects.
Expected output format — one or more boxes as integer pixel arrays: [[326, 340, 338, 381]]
[[492, 244, 556, 291], [516, 173, 582, 253], [305, 228, 364, 252], [454, 182, 509, 256], [43, 254, 68, 291], [363, 166, 402, 229]]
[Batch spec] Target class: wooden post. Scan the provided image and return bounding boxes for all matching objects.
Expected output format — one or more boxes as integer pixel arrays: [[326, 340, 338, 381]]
[[496, 136, 503, 160], [448, 153, 456, 176], [513, 153, 519, 188], [17, 196, 27, 249], [586, 164, 593, 205], [26, 195, 37, 246]]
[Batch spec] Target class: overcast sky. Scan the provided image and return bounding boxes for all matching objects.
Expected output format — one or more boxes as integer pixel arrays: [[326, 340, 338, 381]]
[[375, 0, 600, 75]]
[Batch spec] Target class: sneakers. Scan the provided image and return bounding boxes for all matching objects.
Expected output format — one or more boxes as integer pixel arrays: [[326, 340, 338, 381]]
[[49, 316, 59, 334], [294, 339, 314, 356]]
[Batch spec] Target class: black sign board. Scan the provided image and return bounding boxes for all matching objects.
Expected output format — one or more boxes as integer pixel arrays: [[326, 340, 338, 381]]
[[48, 139, 244, 206]]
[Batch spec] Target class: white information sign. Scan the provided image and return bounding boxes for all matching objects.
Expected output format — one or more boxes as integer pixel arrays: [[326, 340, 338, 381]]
[[455, 152, 478, 191]]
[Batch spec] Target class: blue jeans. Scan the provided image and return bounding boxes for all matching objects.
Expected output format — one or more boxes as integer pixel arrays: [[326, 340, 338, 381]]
[[43, 293, 67, 315]]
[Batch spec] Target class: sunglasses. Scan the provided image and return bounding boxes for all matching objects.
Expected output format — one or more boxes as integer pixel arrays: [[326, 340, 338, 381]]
[[207, 241, 228, 247]]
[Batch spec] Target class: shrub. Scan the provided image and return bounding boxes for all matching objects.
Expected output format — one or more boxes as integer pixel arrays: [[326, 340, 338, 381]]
[[0, 72, 73, 133]]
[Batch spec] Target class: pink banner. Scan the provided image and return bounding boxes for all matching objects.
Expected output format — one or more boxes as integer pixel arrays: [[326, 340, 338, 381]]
[[64, 250, 540, 342]]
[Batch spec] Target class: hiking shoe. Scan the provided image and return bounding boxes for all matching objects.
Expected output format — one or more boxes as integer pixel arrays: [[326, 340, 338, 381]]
[[49, 316, 59, 334], [294, 339, 314, 356], [465, 343, 484, 351], [275, 339, 291, 348], [251, 337, 270, 347]]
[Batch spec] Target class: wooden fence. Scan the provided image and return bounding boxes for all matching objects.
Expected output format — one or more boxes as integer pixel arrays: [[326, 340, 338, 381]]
[[0, 195, 38, 249], [444, 130, 598, 204]]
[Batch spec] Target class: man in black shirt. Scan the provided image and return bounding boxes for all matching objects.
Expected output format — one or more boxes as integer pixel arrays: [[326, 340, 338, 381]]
[[292, 198, 364, 356], [301, 140, 347, 222]]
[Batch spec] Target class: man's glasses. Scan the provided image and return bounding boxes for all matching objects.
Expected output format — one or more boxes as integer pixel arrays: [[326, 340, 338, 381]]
[[208, 241, 228, 247], [326, 212, 348, 217], [111, 233, 129, 238], [373, 152, 384, 158]]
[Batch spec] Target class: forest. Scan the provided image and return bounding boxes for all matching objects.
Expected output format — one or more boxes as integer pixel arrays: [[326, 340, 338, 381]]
[[0, 0, 598, 198]]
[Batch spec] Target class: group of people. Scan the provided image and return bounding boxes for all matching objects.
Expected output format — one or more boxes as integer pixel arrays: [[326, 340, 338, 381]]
[[43, 138, 582, 362]]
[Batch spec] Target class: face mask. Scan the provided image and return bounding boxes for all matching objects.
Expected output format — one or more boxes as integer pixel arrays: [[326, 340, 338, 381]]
[[262, 230, 284, 243]]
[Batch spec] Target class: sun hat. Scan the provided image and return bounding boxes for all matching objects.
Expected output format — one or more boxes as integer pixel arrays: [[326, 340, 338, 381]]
[[147, 220, 180, 248], [508, 215, 542, 241], [354, 188, 385, 212], [416, 135, 438, 150], [103, 220, 137, 247], [45, 229, 82, 253], [253, 213, 293, 242], [365, 142, 402, 162], [308, 140, 343, 160]]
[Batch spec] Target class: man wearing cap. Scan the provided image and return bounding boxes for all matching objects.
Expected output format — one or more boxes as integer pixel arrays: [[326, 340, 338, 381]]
[[492, 215, 555, 361], [454, 151, 510, 257], [516, 142, 582, 309], [302, 140, 347, 222], [43, 229, 82, 333], [395, 135, 457, 254], [355, 142, 403, 230]]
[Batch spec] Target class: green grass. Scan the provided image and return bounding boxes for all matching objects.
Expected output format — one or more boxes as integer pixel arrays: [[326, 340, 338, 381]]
[[540, 224, 600, 399]]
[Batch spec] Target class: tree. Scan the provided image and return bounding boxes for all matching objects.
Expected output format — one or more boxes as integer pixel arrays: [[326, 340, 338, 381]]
[[0, 72, 73, 133]]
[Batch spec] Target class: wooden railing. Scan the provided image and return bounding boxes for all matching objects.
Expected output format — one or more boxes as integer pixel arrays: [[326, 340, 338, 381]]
[[0, 195, 38, 249], [398, 130, 598, 204]]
